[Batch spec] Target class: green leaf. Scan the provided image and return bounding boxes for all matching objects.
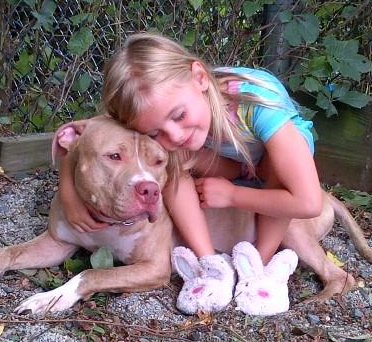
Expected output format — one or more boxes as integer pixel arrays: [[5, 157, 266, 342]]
[[298, 289, 313, 298], [69, 13, 95, 26], [15, 50, 33, 76], [283, 21, 302, 46], [90, 247, 114, 269], [182, 30, 196, 47], [21, 0, 36, 8], [353, 54, 372, 73], [243, 1, 263, 18], [64, 258, 89, 274], [50, 71, 66, 85], [308, 56, 332, 78], [288, 74, 303, 92], [297, 14, 319, 44], [338, 91, 372, 109], [338, 62, 361, 82], [284, 14, 320, 46], [93, 325, 105, 334], [32, 0, 57, 31], [188, 0, 203, 10], [72, 72, 92, 92], [279, 10, 292, 23], [315, 3, 342, 18], [299, 106, 318, 120], [68, 27, 94, 56], [325, 102, 338, 117], [324, 35, 358, 59], [332, 83, 350, 99], [316, 92, 330, 110], [304, 77, 321, 92], [342, 5, 358, 19]]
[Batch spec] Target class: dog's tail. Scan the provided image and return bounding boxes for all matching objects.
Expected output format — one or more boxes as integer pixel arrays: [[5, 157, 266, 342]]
[[328, 193, 372, 263]]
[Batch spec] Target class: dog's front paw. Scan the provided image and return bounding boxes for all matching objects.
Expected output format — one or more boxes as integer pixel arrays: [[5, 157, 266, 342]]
[[15, 275, 83, 314]]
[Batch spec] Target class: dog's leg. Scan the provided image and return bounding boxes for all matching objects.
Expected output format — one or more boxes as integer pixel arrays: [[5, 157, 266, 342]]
[[0, 231, 78, 276], [15, 259, 171, 314], [282, 223, 355, 301]]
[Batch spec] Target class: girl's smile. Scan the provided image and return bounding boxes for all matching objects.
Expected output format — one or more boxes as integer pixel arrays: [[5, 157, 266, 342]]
[[133, 62, 211, 152]]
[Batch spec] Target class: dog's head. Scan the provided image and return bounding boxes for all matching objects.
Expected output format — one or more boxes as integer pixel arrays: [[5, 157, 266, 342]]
[[53, 116, 169, 224]]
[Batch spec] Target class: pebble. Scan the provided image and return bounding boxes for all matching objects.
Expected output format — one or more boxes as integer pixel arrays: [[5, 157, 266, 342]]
[[307, 313, 320, 325]]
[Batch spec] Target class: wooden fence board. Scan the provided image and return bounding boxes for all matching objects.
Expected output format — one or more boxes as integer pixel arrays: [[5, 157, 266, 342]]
[[0, 133, 54, 174]]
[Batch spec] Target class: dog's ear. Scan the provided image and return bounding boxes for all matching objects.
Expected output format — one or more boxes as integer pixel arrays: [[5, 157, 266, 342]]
[[232, 241, 264, 279], [52, 119, 90, 165], [172, 247, 202, 281]]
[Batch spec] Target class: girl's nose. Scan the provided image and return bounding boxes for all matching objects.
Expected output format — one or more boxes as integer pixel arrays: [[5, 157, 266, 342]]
[[164, 124, 183, 144]]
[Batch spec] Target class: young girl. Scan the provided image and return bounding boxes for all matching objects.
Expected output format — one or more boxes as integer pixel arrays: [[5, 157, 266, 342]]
[[59, 32, 323, 311]]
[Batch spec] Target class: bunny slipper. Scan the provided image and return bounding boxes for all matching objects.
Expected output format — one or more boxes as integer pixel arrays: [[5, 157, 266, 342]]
[[232, 241, 298, 316], [172, 246, 236, 314]]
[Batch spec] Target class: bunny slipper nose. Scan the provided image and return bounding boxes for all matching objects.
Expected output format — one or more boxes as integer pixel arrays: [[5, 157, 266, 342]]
[[257, 289, 269, 298]]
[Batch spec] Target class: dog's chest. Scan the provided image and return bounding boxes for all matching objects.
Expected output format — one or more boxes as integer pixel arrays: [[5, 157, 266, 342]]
[[56, 222, 143, 262]]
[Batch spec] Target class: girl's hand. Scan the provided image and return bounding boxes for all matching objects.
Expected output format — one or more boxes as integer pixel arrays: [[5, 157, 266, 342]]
[[60, 188, 108, 233], [59, 153, 108, 233], [194, 177, 236, 209]]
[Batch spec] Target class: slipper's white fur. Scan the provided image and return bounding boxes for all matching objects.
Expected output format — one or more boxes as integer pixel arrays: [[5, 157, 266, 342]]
[[172, 247, 235, 314], [232, 241, 298, 316], [173, 242, 298, 316]]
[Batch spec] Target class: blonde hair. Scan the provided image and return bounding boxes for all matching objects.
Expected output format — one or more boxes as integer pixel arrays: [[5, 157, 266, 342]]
[[102, 32, 285, 183]]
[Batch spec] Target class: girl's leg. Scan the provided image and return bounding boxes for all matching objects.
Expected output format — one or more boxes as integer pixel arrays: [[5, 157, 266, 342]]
[[255, 153, 291, 265]]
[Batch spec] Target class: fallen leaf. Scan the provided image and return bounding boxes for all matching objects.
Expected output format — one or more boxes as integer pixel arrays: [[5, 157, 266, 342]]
[[0, 324, 4, 335], [326, 251, 344, 267]]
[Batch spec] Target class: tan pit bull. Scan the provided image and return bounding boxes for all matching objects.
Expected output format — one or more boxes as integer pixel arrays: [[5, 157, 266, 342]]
[[0, 115, 371, 314]]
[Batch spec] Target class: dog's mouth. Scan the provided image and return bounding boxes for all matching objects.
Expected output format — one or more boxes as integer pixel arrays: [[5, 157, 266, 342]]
[[91, 210, 157, 226]]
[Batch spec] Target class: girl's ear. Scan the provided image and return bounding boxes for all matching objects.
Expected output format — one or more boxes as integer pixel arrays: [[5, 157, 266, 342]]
[[191, 61, 209, 92], [172, 246, 202, 281]]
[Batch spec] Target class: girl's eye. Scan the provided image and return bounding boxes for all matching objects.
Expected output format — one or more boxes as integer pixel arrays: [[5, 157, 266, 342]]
[[148, 131, 160, 139], [109, 153, 121, 161], [173, 112, 186, 122]]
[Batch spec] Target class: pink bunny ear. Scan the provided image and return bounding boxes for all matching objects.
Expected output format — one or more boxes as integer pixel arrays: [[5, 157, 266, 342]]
[[52, 119, 90, 165], [264, 249, 298, 283], [232, 241, 263, 279], [172, 247, 202, 281]]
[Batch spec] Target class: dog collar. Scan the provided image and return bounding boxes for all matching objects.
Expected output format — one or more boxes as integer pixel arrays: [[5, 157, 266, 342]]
[[90, 212, 149, 226]]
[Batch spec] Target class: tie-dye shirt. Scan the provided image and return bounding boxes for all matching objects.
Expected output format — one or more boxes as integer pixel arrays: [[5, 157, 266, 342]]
[[204, 67, 314, 166]]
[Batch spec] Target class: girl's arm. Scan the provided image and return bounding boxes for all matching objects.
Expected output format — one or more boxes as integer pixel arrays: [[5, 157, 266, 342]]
[[195, 121, 323, 219], [163, 174, 215, 257], [59, 153, 108, 232]]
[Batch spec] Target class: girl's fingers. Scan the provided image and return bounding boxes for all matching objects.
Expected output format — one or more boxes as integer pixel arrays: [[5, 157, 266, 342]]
[[73, 224, 85, 233]]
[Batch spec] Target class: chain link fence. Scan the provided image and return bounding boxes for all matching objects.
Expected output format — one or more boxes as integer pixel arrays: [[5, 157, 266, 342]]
[[1, 1, 371, 134], [1, 0, 267, 133]]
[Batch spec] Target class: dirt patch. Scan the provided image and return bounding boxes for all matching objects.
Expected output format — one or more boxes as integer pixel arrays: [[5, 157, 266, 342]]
[[0, 170, 371, 342]]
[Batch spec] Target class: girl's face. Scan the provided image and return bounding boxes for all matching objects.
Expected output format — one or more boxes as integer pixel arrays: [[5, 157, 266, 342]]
[[133, 62, 212, 152]]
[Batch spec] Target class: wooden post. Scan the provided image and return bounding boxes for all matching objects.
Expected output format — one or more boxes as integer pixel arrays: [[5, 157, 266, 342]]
[[262, 0, 294, 76]]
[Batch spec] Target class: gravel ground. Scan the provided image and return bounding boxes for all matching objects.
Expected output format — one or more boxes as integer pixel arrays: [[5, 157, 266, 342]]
[[0, 170, 371, 342]]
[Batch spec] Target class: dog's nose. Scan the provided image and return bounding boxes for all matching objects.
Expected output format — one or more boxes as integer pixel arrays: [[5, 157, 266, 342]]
[[135, 181, 160, 204]]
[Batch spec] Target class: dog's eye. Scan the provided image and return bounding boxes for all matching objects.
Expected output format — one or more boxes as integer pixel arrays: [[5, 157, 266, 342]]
[[109, 153, 121, 161], [155, 159, 164, 166]]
